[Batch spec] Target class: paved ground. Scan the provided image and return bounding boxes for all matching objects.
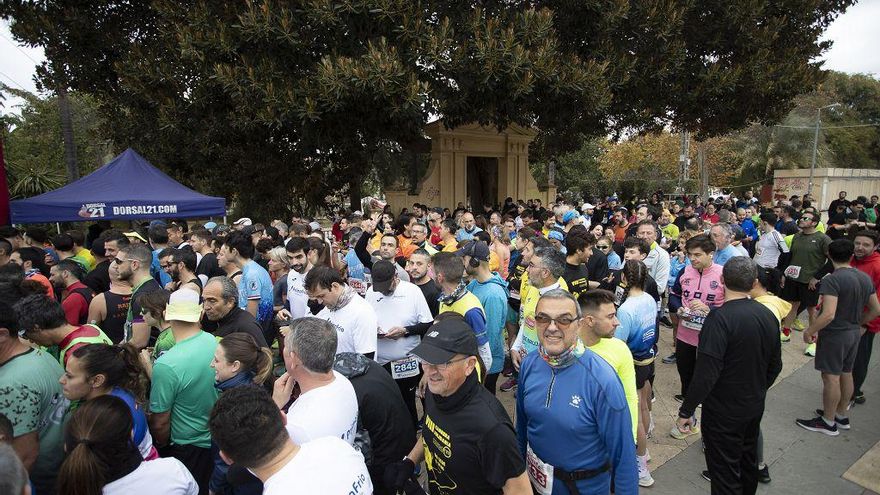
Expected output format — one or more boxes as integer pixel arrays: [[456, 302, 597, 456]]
[[493, 320, 880, 494]]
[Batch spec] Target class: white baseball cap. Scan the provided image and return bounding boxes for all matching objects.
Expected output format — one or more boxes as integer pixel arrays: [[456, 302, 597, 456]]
[[233, 217, 252, 226]]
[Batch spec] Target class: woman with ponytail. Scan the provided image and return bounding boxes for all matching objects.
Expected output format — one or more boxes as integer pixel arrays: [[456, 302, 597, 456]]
[[208, 333, 273, 494], [615, 259, 660, 487], [60, 343, 157, 459], [58, 395, 197, 495]]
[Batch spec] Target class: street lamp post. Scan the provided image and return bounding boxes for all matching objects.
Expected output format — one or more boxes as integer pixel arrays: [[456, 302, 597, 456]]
[[807, 103, 841, 197]]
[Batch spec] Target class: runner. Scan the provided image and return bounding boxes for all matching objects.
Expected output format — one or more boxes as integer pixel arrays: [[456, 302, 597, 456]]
[[433, 252, 492, 372], [388, 317, 530, 494], [15, 293, 112, 366], [49, 259, 93, 325], [219, 231, 274, 330], [366, 260, 433, 427], [461, 241, 510, 393], [149, 288, 219, 494], [669, 234, 724, 408], [59, 396, 198, 494], [710, 223, 746, 266], [0, 300, 68, 495], [614, 260, 659, 487], [780, 210, 831, 355], [190, 228, 224, 285], [85, 257, 132, 344], [306, 266, 378, 357], [211, 386, 372, 495], [797, 239, 880, 436], [201, 276, 269, 347], [272, 317, 359, 444], [9, 246, 55, 298], [61, 343, 157, 459], [850, 230, 880, 405], [562, 230, 593, 300], [675, 257, 782, 493], [159, 248, 203, 294], [517, 289, 638, 494], [456, 212, 483, 242], [510, 247, 567, 375], [406, 248, 441, 317], [114, 243, 163, 350], [754, 212, 789, 269]]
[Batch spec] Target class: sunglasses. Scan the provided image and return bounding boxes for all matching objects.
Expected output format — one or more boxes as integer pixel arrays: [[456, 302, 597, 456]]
[[112, 257, 136, 265], [597, 245, 610, 249], [535, 314, 580, 329]]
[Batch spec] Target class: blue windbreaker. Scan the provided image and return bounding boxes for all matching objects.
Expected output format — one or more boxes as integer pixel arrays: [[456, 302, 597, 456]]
[[515, 349, 638, 495]]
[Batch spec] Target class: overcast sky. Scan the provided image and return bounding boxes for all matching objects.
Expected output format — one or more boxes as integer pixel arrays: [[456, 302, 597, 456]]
[[2, 1, 879, 114]]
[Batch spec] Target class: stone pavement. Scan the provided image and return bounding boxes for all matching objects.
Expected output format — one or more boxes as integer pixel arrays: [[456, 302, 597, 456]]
[[493, 321, 880, 494], [644, 329, 880, 494]]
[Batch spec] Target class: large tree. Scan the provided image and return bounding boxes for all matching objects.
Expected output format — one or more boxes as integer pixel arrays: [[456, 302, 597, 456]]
[[1, 0, 854, 214]]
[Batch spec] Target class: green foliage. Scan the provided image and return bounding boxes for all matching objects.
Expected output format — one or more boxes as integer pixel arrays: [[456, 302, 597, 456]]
[[0, 0, 855, 214], [0, 86, 113, 198]]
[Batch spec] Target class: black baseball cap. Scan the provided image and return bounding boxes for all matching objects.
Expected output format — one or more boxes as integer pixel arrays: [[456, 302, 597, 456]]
[[371, 260, 397, 295], [455, 240, 490, 262], [411, 318, 478, 365]]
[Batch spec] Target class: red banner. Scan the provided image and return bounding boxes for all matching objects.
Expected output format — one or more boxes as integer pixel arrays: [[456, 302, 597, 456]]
[[0, 138, 9, 225]]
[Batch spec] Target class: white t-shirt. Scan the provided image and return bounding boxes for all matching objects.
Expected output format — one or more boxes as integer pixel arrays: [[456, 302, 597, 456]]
[[286, 370, 359, 445], [366, 280, 433, 365], [102, 458, 197, 495], [316, 293, 378, 355], [754, 230, 789, 268], [263, 437, 373, 495], [286, 269, 310, 319]]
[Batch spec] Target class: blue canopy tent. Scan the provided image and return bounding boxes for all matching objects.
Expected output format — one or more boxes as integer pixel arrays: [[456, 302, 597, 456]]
[[11, 148, 226, 224]]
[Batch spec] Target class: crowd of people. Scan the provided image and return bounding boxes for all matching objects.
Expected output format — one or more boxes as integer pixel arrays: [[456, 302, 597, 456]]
[[1, 188, 879, 495]]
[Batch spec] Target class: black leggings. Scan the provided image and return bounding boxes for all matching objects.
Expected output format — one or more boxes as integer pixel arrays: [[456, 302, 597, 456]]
[[676, 339, 698, 398], [382, 363, 423, 429]]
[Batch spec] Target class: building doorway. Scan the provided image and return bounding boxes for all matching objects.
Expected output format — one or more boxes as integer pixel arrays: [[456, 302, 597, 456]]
[[467, 157, 498, 211]]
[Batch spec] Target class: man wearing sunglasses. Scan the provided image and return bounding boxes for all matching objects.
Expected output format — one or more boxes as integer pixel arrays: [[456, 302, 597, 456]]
[[387, 317, 531, 495], [516, 289, 638, 495], [113, 243, 163, 350]]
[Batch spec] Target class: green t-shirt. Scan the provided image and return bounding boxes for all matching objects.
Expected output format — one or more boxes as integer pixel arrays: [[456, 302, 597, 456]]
[[152, 327, 176, 360], [788, 231, 831, 283], [0, 348, 69, 494], [149, 331, 218, 448]]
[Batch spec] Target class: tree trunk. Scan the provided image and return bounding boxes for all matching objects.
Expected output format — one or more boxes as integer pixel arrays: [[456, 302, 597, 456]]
[[57, 86, 79, 182], [349, 177, 363, 212]]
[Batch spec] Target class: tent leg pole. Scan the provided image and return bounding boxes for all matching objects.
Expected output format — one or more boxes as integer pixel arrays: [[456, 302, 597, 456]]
[[223, 216, 227, 224], [56, 223, 61, 234]]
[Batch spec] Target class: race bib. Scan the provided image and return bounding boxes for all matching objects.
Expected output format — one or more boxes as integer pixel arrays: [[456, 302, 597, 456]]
[[681, 315, 706, 331], [390, 356, 420, 380], [526, 444, 554, 495], [784, 265, 802, 279], [680, 308, 707, 332]]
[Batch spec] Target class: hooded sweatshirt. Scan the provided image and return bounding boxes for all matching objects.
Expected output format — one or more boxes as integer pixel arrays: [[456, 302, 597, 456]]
[[468, 273, 510, 374], [852, 251, 880, 334]]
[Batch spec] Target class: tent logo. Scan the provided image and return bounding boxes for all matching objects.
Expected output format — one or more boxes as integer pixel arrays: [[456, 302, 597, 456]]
[[79, 203, 107, 218]]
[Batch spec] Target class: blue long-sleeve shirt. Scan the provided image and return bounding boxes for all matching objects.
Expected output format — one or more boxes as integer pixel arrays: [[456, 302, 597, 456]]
[[515, 349, 638, 495], [468, 274, 510, 374]]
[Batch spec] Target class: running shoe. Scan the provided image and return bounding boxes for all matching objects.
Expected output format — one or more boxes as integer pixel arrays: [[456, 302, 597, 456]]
[[757, 464, 771, 483], [780, 328, 791, 342], [793, 318, 806, 331], [701, 470, 711, 482], [815, 409, 850, 429], [647, 416, 655, 439], [660, 316, 674, 327], [853, 392, 866, 405], [669, 417, 700, 440], [673, 394, 684, 403], [804, 343, 816, 357], [499, 376, 517, 392], [661, 353, 677, 364], [795, 416, 839, 436], [637, 455, 655, 487]]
